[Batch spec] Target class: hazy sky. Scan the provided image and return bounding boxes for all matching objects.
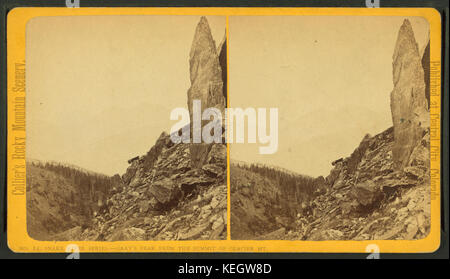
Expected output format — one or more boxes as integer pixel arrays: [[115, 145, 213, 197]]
[[27, 15, 429, 178], [26, 15, 225, 175], [229, 16, 429, 177]]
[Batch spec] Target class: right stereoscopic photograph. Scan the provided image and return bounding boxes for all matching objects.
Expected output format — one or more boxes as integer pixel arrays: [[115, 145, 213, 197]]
[[229, 16, 432, 241]]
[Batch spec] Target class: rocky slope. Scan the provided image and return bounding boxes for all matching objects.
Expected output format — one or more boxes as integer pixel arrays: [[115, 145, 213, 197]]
[[63, 135, 227, 241], [230, 162, 323, 239], [291, 127, 430, 241], [232, 127, 430, 241], [231, 19, 431, 241], [26, 164, 84, 240], [44, 17, 228, 241], [26, 162, 113, 240], [230, 166, 284, 239]]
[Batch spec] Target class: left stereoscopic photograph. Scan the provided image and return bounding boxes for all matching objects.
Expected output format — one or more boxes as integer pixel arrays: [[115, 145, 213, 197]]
[[25, 15, 227, 241]]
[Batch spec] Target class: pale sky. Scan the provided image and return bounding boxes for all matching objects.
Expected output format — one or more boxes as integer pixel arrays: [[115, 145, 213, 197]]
[[229, 16, 429, 177], [26, 15, 429, 178], [26, 15, 225, 175]]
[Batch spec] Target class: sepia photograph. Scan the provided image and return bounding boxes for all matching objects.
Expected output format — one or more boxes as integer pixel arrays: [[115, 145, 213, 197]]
[[2, 0, 447, 261], [4, 4, 442, 257], [25, 15, 227, 241], [229, 16, 432, 241]]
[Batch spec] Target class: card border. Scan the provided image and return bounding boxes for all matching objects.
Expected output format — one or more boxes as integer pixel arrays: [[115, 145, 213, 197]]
[[7, 7, 442, 253]]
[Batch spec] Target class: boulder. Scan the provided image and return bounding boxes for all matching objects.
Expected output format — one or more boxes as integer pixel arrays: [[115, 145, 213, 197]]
[[189, 143, 213, 168], [206, 144, 227, 166], [408, 131, 430, 169], [122, 160, 139, 185], [116, 227, 146, 241], [179, 175, 215, 193], [326, 161, 343, 185], [351, 180, 383, 208], [255, 228, 286, 240], [129, 168, 144, 188], [111, 174, 125, 192], [202, 163, 224, 177], [332, 173, 347, 190], [147, 178, 180, 205], [143, 131, 171, 170], [178, 223, 210, 240]]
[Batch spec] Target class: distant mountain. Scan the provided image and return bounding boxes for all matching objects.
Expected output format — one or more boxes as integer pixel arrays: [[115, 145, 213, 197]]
[[27, 158, 110, 178], [231, 159, 315, 179]]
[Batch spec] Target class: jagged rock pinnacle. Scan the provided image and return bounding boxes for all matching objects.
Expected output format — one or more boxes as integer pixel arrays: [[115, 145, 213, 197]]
[[188, 17, 222, 85], [390, 19, 429, 170], [187, 17, 226, 168]]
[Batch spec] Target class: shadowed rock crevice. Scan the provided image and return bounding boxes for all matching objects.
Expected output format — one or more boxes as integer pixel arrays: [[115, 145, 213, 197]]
[[421, 40, 430, 109], [217, 33, 228, 104]]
